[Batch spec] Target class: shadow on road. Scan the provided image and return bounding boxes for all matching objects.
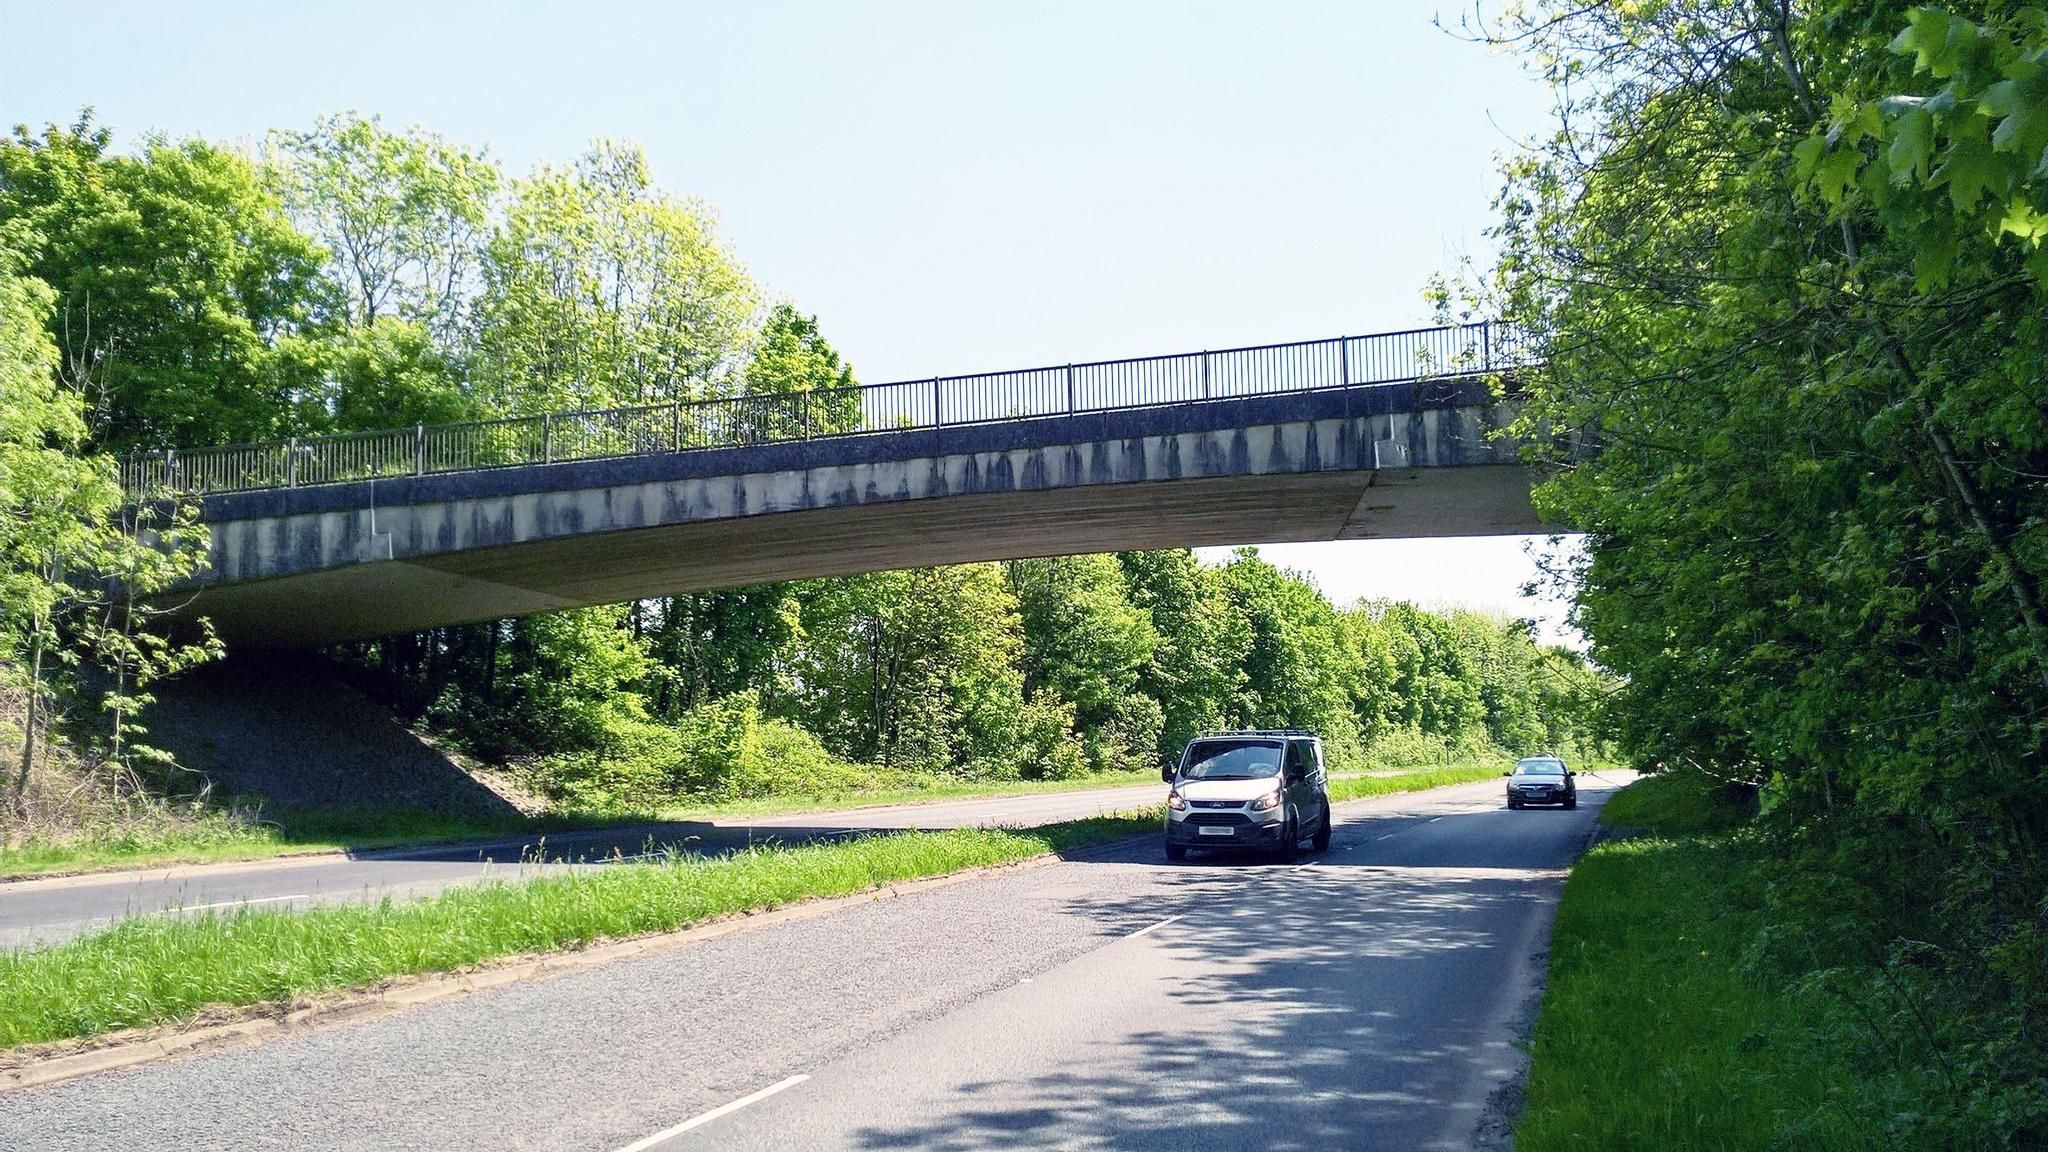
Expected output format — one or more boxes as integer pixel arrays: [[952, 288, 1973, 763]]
[[841, 805, 1581, 1151]]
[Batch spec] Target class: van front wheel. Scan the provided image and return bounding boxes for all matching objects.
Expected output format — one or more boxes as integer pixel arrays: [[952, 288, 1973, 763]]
[[1274, 817, 1300, 863]]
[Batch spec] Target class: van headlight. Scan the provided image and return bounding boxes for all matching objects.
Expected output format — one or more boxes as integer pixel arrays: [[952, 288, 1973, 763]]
[[1167, 791, 1187, 811], [1248, 788, 1281, 812]]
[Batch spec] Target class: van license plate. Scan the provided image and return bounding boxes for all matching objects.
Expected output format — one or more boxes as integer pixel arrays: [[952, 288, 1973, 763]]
[[1197, 826, 1234, 837]]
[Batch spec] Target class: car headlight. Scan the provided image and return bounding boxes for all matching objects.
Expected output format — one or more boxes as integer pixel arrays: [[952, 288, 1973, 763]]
[[1167, 791, 1187, 811], [1248, 788, 1281, 812]]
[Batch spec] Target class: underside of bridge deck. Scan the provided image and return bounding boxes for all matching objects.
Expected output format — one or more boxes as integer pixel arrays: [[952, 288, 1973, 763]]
[[183, 463, 1538, 646]]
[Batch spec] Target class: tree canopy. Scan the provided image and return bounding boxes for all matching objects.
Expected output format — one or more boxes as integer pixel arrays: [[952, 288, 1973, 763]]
[[1463, 2, 2048, 1139]]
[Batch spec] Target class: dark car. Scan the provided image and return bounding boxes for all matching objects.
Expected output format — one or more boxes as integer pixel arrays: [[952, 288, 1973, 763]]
[[1504, 755, 1577, 809]]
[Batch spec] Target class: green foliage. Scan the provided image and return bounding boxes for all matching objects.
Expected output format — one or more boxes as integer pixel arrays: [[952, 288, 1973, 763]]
[[0, 236, 218, 815], [0, 114, 330, 449], [1794, 7, 2048, 288], [1597, 768, 1755, 836], [742, 303, 862, 435], [1471, 3, 2048, 1140], [640, 586, 801, 718], [470, 141, 759, 413], [1216, 549, 1366, 765], [321, 317, 477, 429], [538, 692, 883, 810], [432, 606, 650, 761], [268, 111, 499, 337], [785, 564, 1033, 776], [1118, 548, 1248, 760]]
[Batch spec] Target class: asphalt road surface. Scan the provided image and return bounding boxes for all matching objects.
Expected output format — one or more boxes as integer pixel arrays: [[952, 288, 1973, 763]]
[[0, 782, 1169, 948], [0, 773, 1629, 1150]]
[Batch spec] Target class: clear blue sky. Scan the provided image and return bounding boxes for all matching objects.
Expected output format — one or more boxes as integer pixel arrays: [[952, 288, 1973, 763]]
[[1, 0, 1583, 643]]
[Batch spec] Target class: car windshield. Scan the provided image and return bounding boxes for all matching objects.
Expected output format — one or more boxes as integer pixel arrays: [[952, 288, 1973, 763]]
[[1514, 759, 1565, 777], [1179, 740, 1283, 780]]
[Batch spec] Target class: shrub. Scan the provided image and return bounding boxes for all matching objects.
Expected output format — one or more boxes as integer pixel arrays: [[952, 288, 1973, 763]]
[[536, 691, 898, 809]]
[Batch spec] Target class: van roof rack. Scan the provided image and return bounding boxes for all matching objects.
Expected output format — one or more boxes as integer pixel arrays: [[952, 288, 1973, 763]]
[[1194, 728, 1319, 738]]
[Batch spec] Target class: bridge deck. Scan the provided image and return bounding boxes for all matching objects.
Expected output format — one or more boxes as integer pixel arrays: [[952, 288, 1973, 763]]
[[148, 325, 1544, 646]]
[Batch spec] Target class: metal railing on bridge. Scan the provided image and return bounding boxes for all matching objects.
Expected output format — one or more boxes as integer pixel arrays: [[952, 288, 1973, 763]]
[[120, 321, 1530, 497]]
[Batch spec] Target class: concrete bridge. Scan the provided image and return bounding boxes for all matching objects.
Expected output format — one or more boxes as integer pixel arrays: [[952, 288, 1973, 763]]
[[133, 324, 1548, 646]]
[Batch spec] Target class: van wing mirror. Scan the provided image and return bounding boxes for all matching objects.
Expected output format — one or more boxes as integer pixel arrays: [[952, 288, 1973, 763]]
[[1161, 765, 1175, 783]]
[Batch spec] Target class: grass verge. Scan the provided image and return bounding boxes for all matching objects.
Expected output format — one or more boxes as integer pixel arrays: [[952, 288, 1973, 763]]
[[1326, 760, 1505, 803], [1515, 772, 1913, 1150], [0, 771, 1167, 882], [0, 810, 1157, 1050]]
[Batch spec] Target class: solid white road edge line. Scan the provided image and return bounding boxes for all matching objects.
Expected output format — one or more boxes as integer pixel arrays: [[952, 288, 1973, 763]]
[[156, 894, 309, 915], [612, 1074, 811, 1151], [1125, 914, 1182, 940]]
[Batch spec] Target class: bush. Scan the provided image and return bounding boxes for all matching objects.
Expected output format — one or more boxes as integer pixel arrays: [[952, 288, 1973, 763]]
[[536, 691, 902, 810], [1012, 696, 1086, 781], [1083, 693, 1164, 776], [1363, 726, 1509, 769]]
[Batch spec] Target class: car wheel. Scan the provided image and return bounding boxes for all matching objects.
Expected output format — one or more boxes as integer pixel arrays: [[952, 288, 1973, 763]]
[[1564, 795, 1578, 810], [1508, 797, 1521, 810], [1165, 842, 1187, 862], [1275, 816, 1300, 862], [1311, 805, 1332, 852]]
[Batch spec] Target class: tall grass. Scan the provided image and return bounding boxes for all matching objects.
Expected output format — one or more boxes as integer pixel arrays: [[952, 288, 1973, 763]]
[[0, 813, 1155, 1049]]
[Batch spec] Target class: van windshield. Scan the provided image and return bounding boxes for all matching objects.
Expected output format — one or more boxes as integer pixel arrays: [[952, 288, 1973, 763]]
[[1179, 741, 1283, 780]]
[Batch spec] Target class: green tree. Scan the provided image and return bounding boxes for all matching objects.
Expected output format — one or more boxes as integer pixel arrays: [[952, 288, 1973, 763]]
[[1215, 549, 1364, 765], [472, 142, 758, 414], [0, 114, 330, 449], [738, 303, 862, 437], [0, 234, 217, 811], [430, 606, 652, 761], [786, 566, 1031, 775], [1007, 555, 1160, 773], [1118, 549, 1249, 762], [640, 586, 801, 718], [268, 112, 499, 340], [1468, 3, 2048, 1136], [1007, 556, 1156, 723]]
